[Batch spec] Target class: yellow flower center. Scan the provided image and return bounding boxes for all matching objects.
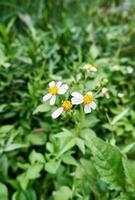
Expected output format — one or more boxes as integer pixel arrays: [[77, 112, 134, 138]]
[[48, 86, 58, 95], [83, 94, 93, 104], [62, 101, 72, 111]]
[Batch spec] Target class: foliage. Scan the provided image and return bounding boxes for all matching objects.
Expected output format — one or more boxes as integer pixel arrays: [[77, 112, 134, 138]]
[[0, 0, 135, 199]]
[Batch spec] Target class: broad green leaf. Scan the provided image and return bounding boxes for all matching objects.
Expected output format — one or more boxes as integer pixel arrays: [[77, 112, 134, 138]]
[[0, 183, 8, 200], [54, 186, 72, 200], [123, 158, 135, 191], [88, 135, 125, 190], [45, 159, 61, 174], [90, 44, 99, 59], [33, 104, 50, 114], [114, 193, 131, 200], [26, 163, 43, 179], [17, 173, 29, 190], [12, 191, 26, 200], [25, 133, 46, 145], [62, 154, 78, 166], [59, 138, 76, 156], [29, 150, 45, 164]]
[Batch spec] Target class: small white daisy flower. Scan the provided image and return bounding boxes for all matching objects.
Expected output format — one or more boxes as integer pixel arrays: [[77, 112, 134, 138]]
[[52, 100, 72, 119], [100, 87, 110, 99], [112, 65, 120, 71], [71, 91, 96, 113], [43, 81, 68, 105], [83, 64, 97, 72], [127, 66, 134, 74]]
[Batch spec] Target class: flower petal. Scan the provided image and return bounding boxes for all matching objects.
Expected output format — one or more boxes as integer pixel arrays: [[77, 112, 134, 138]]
[[71, 92, 83, 99], [58, 84, 69, 94], [71, 97, 83, 105], [84, 104, 91, 113], [50, 95, 56, 105], [90, 102, 96, 110], [52, 107, 63, 119], [86, 91, 92, 96], [56, 81, 62, 88], [91, 67, 97, 72], [49, 81, 55, 87], [43, 93, 52, 101]]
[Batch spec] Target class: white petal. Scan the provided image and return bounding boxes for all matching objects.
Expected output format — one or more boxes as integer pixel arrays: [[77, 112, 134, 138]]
[[49, 81, 55, 87], [58, 84, 69, 94], [43, 93, 52, 101], [71, 92, 83, 99], [90, 102, 96, 110], [56, 81, 62, 88], [91, 67, 97, 72], [52, 107, 63, 119], [71, 97, 83, 105], [84, 104, 91, 113], [86, 91, 92, 96], [50, 95, 56, 105]]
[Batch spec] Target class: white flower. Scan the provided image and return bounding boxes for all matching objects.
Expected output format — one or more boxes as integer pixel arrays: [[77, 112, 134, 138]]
[[43, 81, 68, 105], [52, 101, 72, 119], [83, 64, 97, 72], [112, 65, 120, 71], [100, 87, 110, 99], [71, 91, 96, 113], [127, 66, 134, 74], [118, 93, 124, 98]]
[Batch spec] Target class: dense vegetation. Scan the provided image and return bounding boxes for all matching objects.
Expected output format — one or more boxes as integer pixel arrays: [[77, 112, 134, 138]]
[[0, 0, 135, 199]]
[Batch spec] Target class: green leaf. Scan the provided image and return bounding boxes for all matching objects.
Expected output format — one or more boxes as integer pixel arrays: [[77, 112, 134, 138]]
[[111, 109, 129, 125], [17, 173, 29, 190], [0, 183, 8, 200], [54, 186, 72, 200], [76, 138, 85, 154], [33, 104, 50, 114], [45, 159, 61, 174], [114, 193, 131, 200], [88, 135, 125, 190], [123, 157, 135, 191], [90, 44, 99, 59], [62, 154, 78, 166], [25, 133, 46, 145], [59, 138, 76, 156], [4, 144, 28, 152], [26, 163, 43, 179], [12, 191, 26, 200], [29, 150, 45, 164]]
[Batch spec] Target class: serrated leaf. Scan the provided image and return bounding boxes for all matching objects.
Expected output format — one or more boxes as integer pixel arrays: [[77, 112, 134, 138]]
[[89, 135, 125, 190], [123, 158, 135, 191]]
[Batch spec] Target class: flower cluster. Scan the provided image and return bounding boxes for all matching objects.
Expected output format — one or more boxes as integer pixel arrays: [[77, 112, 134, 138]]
[[43, 80, 97, 119]]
